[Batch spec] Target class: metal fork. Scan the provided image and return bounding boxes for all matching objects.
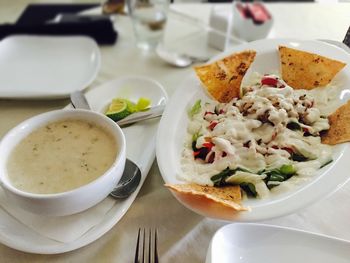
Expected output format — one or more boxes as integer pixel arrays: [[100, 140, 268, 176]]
[[134, 228, 159, 263]]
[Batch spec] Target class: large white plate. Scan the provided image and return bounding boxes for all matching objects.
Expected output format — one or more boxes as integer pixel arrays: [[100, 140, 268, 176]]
[[206, 223, 350, 263], [157, 39, 350, 221], [0, 36, 100, 99], [0, 76, 167, 253]]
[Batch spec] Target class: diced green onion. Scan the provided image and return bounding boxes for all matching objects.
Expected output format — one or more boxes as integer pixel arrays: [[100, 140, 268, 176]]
[[280, 164, 296, 175], [191, 132, 201, 142], [188, 100, 201, 118]]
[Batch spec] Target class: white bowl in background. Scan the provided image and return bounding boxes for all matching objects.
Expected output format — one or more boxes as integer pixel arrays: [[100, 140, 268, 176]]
[[206, 223, 350, 263], [0, 109, 126, 216]]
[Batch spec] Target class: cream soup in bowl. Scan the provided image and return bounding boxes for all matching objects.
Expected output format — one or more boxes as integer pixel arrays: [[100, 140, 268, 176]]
[[7, 119, 118, 194], [0, 109, 126, 216]]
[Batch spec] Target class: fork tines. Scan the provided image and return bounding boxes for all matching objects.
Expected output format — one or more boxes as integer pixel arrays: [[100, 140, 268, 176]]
[[134, 228, 159, 263]]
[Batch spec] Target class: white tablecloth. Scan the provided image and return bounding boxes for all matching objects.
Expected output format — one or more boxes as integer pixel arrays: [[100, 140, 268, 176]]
[[0, 1, 350, 262]]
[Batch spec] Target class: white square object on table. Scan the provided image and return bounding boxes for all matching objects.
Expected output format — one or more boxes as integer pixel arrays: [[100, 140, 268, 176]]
[[0, 35, 100, 99]]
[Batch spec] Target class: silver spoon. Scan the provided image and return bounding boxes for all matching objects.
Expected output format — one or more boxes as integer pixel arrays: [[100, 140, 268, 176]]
[[156, 43, 209, 68], [110, 159, 141, 199], [69, 91, 142, 199]]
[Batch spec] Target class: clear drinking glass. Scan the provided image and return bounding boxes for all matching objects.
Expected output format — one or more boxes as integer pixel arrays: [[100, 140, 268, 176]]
[[126, 0, 170, 51]]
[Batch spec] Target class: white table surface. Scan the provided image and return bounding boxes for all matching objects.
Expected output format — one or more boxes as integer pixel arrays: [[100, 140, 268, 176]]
[[0, 1, 350, 262]]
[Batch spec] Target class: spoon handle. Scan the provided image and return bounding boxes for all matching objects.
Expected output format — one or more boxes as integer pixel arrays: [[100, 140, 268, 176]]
[[116, 105, 166, 126]]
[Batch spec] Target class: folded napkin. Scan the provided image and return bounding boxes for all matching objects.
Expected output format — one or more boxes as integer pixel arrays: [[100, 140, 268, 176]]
[[0, 188, 116, 243], [0, 20, 118, 45], [17, 4, 100, 25]]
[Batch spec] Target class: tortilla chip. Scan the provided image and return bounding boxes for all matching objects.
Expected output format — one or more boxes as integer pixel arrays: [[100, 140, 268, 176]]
[[194, 50, 256, 103], [279, 46, 346, 90], [165, 183, 247, 212], [322, 100, 350, 145]]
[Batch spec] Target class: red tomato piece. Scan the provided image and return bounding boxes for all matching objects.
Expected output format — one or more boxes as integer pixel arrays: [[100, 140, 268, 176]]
[[261, 77, 278, 87]]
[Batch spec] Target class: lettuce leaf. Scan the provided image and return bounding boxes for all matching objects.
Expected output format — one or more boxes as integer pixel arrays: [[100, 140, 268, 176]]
[[188, 100, 201, 118]]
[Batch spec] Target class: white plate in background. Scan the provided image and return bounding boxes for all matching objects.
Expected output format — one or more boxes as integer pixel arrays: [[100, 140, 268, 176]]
[[0, 36, 100, 99], [157, 38, 350, 221], [206, 223, 350, 263], [0, 76, 167, 254]]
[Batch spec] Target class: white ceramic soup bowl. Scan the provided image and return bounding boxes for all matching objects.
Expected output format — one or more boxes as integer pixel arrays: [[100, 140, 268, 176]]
[[0, 109, 126, 216]]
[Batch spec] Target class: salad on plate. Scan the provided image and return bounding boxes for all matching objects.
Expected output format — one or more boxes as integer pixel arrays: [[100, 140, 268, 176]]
[[167, 46, 348, 213]]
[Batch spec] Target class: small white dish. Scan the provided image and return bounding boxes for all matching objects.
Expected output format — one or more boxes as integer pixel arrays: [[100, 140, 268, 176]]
[[233, 3, 273, 42], [0, 36, 100, 99], [0, 76, 167, 253], [157, 38, 350, 221], [206, 223, 350, 263]]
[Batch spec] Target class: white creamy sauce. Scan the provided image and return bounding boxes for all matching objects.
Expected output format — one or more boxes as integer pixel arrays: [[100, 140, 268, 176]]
[[181, 73, 336, 198], [7, 119, 118, 194]]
